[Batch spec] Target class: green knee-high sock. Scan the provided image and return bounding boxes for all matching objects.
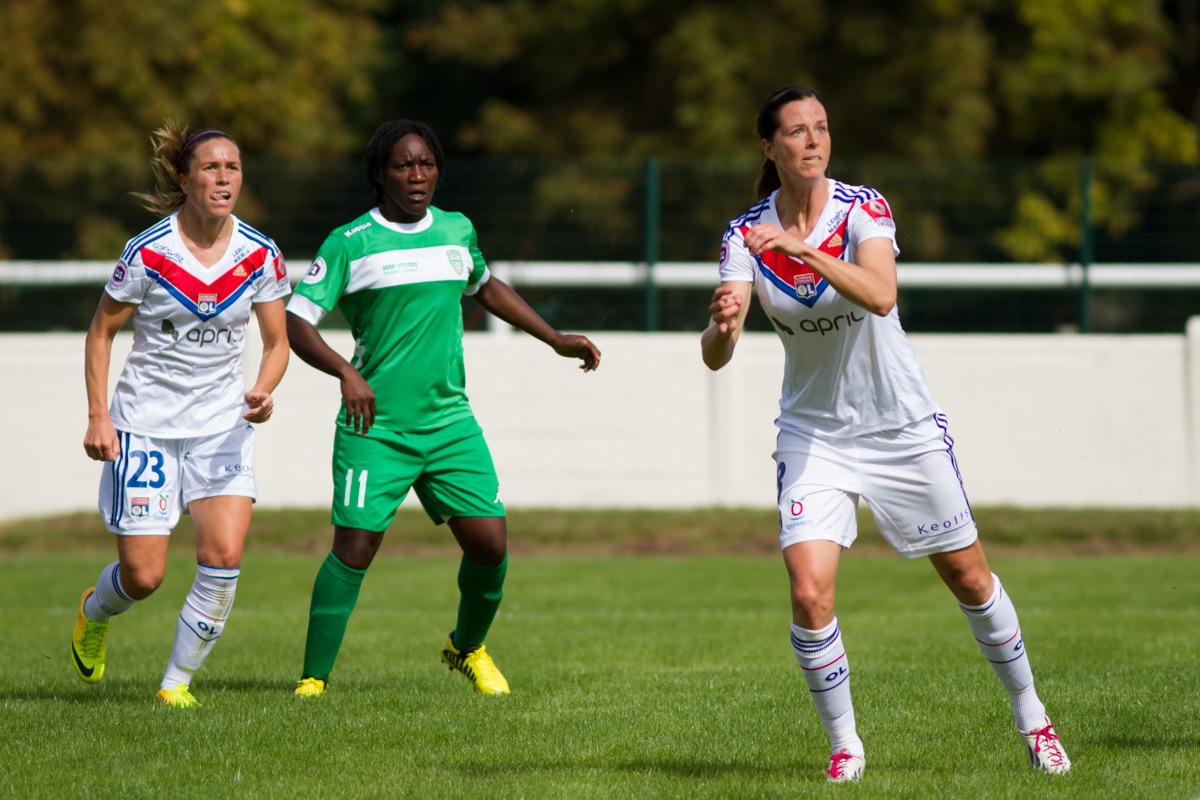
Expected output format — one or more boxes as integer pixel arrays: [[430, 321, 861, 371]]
[[302, 552, 367, 682], [452, 554, 507, 651]]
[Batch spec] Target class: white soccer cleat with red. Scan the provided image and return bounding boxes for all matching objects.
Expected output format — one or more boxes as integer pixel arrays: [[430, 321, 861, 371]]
[[1021, 717, 1071, 774], [826, 751, 865, 782]]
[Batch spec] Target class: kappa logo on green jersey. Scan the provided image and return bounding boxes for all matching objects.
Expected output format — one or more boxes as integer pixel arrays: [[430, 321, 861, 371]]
[[446, 249, 464, 275]]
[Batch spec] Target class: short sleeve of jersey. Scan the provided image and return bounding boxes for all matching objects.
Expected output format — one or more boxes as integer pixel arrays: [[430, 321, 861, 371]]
[[104, 257, 152, 305], [288, 233, 353, 324], [463, 220, 490, 295], [849, 194, 900, 256], [254, 249, 292, 304], [717, 224, 756, 283]]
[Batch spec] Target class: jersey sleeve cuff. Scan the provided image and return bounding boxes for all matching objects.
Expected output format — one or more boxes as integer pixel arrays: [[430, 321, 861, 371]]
[[464, 266, 491, 296], [285, 293, 329, 326]]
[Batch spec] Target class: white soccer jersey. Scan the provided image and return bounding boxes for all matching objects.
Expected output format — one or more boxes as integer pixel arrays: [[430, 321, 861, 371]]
[[718, 179, 937, 435], [104, 213, 291, 437]]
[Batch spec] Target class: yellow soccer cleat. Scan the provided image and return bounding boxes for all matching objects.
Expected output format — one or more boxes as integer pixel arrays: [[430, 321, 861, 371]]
[[294, 677, 328, 697], [155, 684, 201, 708], [71, 587, 109, 684], [440, 634, 510, 695]]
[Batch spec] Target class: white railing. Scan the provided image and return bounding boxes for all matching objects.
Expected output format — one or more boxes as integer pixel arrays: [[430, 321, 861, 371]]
[[6, 260, 1200, 288]]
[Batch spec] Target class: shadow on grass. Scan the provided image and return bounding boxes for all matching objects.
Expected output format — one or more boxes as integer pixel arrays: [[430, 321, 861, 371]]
[[6, 676, 159, 704], [455, 755, 790, 782], [2, 675, 293, 703]]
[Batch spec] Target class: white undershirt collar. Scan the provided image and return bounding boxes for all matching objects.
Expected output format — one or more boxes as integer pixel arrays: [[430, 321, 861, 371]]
[[370, 206, 434, 234]]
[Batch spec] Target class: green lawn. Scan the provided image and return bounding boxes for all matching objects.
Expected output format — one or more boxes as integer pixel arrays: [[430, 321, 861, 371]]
[[4, 546, 1198, 799]]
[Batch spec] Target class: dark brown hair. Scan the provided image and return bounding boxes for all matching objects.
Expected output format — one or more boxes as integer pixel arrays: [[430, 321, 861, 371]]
[[753, 86, 825, 200], [131, 121, 238, 216]]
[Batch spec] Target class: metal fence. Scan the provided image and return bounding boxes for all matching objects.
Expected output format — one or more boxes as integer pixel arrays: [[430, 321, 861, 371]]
[[1, 156, 1197, 333]]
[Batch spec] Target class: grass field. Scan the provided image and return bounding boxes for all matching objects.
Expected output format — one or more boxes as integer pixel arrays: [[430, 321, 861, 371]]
[[3, 509, 1200, 799]]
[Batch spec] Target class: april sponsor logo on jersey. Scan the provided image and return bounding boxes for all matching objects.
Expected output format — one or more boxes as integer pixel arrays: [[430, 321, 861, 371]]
[[916, 506, 972, 537], [185, 325, 242, 347], [773, 310, 866, 337]]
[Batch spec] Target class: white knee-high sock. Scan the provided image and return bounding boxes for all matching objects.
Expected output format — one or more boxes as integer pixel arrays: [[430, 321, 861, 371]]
[[960, 573, 1047, 731], [791, 618, 863, 756], [160, 563, 239, 690], [85, 561, 136, 621]]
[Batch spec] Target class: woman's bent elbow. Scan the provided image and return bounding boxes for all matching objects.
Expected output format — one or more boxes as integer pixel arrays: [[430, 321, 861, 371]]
[[869, 292, 897, 317]]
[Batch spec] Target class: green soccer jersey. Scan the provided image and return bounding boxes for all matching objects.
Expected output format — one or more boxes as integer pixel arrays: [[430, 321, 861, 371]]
[[289, 206, 489, 432]]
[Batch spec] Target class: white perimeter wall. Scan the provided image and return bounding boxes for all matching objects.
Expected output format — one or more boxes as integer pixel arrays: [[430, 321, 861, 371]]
[[4, 322, 1200, 522]]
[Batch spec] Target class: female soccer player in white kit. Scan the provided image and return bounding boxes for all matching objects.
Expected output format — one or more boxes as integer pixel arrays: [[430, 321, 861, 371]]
[[70, 122, 290, 707], [701, 86, 1071, 782]]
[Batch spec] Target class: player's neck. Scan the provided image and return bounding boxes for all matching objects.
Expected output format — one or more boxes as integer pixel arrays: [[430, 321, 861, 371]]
[[775, 176, 828, 237], [177, 207, 234, 266]]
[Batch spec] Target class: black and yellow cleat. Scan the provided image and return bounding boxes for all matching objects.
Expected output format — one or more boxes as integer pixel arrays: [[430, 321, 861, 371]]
[[70, 587, 109, 684], [440, 634, 510, 695]]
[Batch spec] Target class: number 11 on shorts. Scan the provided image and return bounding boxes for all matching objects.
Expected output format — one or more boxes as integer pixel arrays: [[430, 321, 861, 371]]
[[344, 469, 368, 508]]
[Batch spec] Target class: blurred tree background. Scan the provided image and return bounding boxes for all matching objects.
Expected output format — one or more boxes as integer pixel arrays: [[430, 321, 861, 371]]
[[0, 0, 1197, 331], [397, 0, 1198, 264]]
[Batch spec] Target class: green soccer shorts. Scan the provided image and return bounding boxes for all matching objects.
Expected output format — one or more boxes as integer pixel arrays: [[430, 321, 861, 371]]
[[330, 415, 505, 532]]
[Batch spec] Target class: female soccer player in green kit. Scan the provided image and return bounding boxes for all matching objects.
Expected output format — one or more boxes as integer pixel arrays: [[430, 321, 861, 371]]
[[286, 120, 600, 696]]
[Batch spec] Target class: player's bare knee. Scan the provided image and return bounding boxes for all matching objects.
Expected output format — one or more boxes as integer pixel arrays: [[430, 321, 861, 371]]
[[464, 534, 506, 567], [120, 563, 165, 598], [202, 548, 243, 570], [948, 567, 993, 605], [791, 582, 835, 626], [332, 527, 383, 569]]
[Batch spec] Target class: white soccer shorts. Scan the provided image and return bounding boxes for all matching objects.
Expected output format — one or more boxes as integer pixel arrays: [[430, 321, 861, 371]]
[[98, 423, 257, 535], [774, 412, 978, 558]]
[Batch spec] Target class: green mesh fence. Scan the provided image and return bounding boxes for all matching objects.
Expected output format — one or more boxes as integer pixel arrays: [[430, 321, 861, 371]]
[[1, 156, 1197, 333]]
